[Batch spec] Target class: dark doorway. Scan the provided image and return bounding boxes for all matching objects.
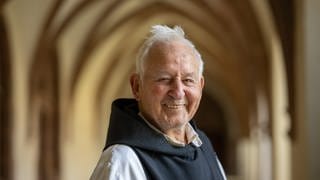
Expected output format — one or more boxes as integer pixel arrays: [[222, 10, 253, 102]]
[[194, 91, 237, 175], [0, 14, 13, 180]]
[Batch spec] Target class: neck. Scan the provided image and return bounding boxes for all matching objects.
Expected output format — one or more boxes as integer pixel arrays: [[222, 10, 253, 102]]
[[164, 125, 187, 143], [138, 111, 188, 143]]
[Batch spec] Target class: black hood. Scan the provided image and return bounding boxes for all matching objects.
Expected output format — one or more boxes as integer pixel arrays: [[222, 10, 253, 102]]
[[104, 98, 200, 156]]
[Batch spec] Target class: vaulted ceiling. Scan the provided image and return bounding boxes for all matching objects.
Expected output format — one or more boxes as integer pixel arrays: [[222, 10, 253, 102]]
[[1, 0, 296, 179], [27, 0, 273, 139]]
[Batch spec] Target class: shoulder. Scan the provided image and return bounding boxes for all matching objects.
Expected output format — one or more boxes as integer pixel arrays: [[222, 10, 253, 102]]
[[90, 144, 146, 180], [102, 144, 142, 170], [105, 144, 136, 159], [101, 144, 139, 163]]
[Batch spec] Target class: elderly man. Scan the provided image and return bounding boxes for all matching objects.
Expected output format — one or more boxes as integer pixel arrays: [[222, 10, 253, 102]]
[[90, 25, 226, 180]]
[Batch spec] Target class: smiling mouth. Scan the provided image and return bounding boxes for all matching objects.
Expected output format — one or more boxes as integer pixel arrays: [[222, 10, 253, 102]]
[[163, 103, 185, 109]]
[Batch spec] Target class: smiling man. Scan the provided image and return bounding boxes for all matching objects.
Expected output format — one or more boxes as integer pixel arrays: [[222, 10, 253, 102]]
[[90, 25, 226, 180]]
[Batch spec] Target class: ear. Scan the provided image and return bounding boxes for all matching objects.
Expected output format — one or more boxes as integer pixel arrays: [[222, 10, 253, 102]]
[[130, 73, 141, 100], [200, 76, 205, 89]]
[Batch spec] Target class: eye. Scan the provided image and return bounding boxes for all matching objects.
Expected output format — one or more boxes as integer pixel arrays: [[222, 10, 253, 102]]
[[184, 78, 194, 83], [183, 78, 195, 85], [185, 79, 194, 82], [156, 77, 171, 83]]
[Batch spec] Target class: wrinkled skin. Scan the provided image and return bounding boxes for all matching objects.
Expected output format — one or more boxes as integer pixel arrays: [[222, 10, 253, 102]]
[[130, 41, 204, 142]]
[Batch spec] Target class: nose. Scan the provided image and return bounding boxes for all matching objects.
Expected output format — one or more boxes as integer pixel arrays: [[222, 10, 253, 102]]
[[168, 78, 185, 99]]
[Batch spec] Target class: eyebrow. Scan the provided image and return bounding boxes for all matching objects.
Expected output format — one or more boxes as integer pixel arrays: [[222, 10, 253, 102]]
[[152, 71, 198, 78], [183, 72, 197, 77]]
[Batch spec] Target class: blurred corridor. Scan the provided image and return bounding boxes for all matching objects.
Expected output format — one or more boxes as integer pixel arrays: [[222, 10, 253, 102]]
[[1, 0, 319, 180]]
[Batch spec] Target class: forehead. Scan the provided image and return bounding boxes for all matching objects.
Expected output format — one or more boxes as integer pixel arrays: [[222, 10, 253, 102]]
[[145, 41, 199, 70]]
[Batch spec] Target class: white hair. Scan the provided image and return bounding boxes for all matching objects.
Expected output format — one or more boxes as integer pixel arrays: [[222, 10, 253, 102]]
[[135, 25, 204, 77]]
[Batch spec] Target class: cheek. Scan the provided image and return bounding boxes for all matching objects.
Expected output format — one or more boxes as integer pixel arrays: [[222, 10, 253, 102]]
[[150, 85, 167, 98], [186, 90, 202, 108], [140, 85, 166, 110]]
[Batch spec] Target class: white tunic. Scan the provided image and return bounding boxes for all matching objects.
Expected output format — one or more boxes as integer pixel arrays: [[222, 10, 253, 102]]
[[90, 144, 146, 180]]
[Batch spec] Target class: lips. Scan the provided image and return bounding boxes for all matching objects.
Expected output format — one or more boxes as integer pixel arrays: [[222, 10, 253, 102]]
[[162, 102, 186, 109]]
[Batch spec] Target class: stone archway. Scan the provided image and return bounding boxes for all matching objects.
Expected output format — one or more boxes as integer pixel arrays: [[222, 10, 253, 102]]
[[0, 12, 13, 180]]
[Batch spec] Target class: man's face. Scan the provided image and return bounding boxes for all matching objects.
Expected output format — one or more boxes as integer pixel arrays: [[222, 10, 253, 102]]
[[131, 41, 204, 132]]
